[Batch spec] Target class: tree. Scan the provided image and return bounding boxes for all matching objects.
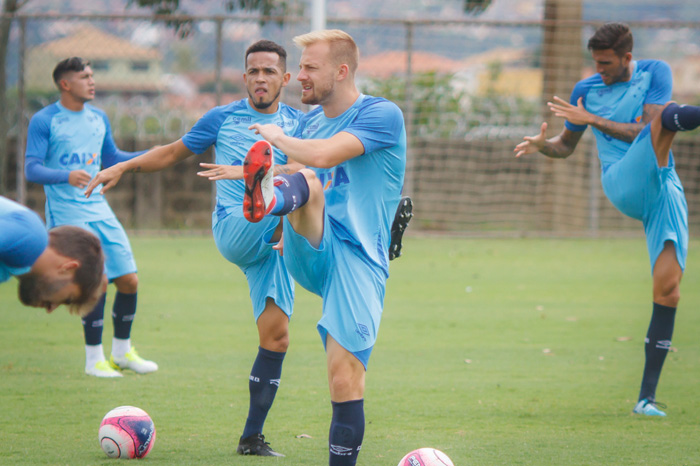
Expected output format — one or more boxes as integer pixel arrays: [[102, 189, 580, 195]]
[[463, 0, 492, 14], [127, 0, 304, 36]]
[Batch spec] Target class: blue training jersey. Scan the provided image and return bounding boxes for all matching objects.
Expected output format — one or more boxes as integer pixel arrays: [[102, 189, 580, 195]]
[[182, 99, 304, 221], [565, 59, 672, 170], [0, 196, 48, 283], [25, 102, 136, 224], [298, 94, 407, 274]]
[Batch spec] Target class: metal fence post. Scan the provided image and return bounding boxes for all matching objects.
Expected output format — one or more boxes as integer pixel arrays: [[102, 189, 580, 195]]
[[404, 20, 415, 198], [16, 16, 26, 204]]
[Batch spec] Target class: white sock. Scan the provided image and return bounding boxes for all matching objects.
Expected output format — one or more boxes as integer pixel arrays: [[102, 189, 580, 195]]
[[112, 337, 131, 359], [85, 344, 105, 369]]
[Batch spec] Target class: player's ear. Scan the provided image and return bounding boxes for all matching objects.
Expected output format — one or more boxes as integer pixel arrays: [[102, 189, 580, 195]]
[[58, 78, 71, 92], [58, 259, 80, 274], [337, 63, 350, 82], [282, 71, 291, 87], [622, 52, 632, 65]]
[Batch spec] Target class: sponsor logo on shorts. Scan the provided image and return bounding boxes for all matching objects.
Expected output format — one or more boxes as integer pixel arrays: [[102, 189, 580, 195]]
[[356, 324, 370, 341]]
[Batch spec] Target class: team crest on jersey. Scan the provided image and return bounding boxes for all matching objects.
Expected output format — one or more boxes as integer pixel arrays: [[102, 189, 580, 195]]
[[317, 167, 349, 191]]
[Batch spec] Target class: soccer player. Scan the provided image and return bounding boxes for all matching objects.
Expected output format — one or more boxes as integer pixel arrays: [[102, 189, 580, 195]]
[[514, 22, 700, 416], [24, 57, 158, 378], [243, 29, 406, 465], [1, 195, 105, 314], [85, 40, 304, 456]]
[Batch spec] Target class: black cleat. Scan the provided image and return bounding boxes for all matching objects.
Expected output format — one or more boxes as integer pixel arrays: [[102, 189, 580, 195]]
[[389, 196, 414, 261], [237, 433, 285, 457]]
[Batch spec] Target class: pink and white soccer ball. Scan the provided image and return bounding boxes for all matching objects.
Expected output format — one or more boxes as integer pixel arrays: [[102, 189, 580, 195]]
[[397, 447, 455, 466], [98, 406, 156, 459]]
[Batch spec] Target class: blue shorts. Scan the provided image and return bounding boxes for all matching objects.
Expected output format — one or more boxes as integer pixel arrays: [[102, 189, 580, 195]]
[[47, 217, 137, 281], [283, 214, 386, 369], [213, 210, 294, 321], [601, 124, 688, 272]]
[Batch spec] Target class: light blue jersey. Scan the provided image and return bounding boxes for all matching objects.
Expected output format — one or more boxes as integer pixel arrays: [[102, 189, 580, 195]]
[[283, 94, 406, 366], [298, 94, 407, 274], [565, 60, 687, 272], [566, 60, 672, 170], [182, 99, 304, 224], [0, 196, 47, 283], [182, 98, 304, 319], [25, 102, 134, 225], [25, 101, 143, 280]]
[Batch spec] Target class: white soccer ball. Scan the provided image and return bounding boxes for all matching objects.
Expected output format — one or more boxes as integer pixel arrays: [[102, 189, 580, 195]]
[[98, 406, 156, 459], [397, 447, 455, 466]]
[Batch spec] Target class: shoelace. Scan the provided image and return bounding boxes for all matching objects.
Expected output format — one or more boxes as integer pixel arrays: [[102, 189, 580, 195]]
[[646, 400, 667, 409]]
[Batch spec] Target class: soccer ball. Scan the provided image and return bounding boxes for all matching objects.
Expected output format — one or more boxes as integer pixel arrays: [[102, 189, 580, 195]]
[[397, 447, 455, 466], [98, 406, 156, 459]]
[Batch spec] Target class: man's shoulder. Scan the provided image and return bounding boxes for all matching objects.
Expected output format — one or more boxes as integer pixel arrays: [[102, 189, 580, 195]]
[[278, 102, 305, 119], [573, 73, 604, 91], [207, 99, 248, 118], [636, 59, 671, 74], [30, 102, 61, 122]]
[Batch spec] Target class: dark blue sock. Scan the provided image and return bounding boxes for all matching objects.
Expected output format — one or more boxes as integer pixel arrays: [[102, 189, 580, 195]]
[[638, 303, 676, 401], [270, 172, 310, 216], [112, 292, 137, 339], [329, 399, 364, 466], [241, 347, 286, 439], [82, 293, 106, 346], [661, 103, 700, 132]]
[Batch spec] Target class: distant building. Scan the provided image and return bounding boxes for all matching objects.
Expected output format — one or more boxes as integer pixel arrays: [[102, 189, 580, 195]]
[[359, 48, 541, 99], [26, 25, 163, 97]]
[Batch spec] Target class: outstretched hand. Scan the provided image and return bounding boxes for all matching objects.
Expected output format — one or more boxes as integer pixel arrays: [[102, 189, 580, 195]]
[[197, 163, 244, 181], [547, 96, 591, 126], [84, 165, 124, 197], [514, 122, 548, 158], [249, 123, 285, 144]]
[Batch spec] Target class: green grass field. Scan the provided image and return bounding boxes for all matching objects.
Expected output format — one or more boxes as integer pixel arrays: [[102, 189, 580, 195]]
[[1, 236, 699, 465]]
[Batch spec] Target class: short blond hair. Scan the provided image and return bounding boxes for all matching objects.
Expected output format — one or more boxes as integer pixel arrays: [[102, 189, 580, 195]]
[[293, 29, 359, 73]]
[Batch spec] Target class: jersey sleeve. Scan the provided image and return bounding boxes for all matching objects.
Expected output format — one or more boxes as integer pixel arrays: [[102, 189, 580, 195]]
[[343, 99, 404, 154], [0, 208, 47, 270], [644, 60, 673, 105], [182, 107, 227, 155], [24, 110, 70, 185], [99, 112, 147, 168], [565, 80, 591, 132]]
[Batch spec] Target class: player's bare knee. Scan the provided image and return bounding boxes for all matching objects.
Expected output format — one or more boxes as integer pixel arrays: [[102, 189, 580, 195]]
[[261, 333, 289, 353], [328, 372, 355, 398], [114, 273, 138, 294], [300, 169, 322, 196]]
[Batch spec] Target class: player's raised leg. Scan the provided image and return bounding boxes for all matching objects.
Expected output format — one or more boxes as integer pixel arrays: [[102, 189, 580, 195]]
[[651, 102, 700, 167]]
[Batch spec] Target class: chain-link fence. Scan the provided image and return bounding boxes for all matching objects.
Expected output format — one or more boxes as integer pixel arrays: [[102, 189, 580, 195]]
[[3, 9, 700, 234]]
